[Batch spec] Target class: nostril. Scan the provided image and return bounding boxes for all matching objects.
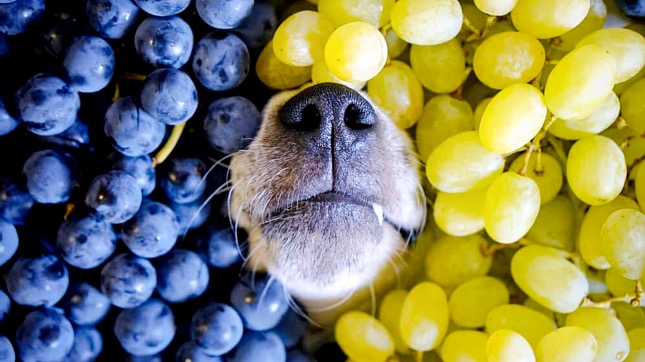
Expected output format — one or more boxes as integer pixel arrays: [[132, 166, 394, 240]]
[[344, 103, 374, 130], [300, 103, 321, 131], [279, 101, 322, 131]]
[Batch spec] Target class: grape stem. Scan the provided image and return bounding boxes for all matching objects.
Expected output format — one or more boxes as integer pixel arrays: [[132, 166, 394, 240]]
[[519, 116, 557, 176], [480, 239, 529, 256], [152, 122, 186, 167], [414, 350, 424, 362], [580, 280, 643, 309]]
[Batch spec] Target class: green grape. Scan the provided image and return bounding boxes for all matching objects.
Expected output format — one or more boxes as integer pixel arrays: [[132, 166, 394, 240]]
[[415, 95, 474, 161], [433, 188, 486, 237], [606, 268, 645, 305], [620, 78, 645, 134], [378, 289, 411, 355], [526, 195, 576, 251], [311, 61, 365, 90], [256, 40, 312, 90], [577, 28, 645, 83], [390, 0, 462, 46], [601, 209, 645, 280], [545, 45, 617, 121], [317, 0, 394, 27], [399, 282, 449, 351], [557, 0, 607, 52], [602, 126, 645, 169], [440, 330, 488, 362], [612, 302, 645, 332], [462, 3, 488, 30], [566, 307, 631, 362], [511, 245, 589, 313], [535, 326, 598, 362], [474, 0, 518, 15], [324, 21, 388, 83], [636, 162, 645, 212], [272, 11, 335, 67], [486, 304, 556, 348], [579, 196, 639, 270], [367, 60, 424, 129], [448, 276, 509, 328], [566, 135, 627, 206], [510, 0, 590, 39], [410, 39, 467, 94], [473, 32, 545, 90], [425, 234, 493, 289], [426, 131, 505, 193], [509, 152, 563, 205], [383, 26, 408, 59], [473, 97, 492, 131], [523, 298, 556, 320], [335, 311, 395, 362], [548, 91, 620, 140], [627, 328, 645, 362], [487, 329, 536, 362], [484, 172, 541, 244]]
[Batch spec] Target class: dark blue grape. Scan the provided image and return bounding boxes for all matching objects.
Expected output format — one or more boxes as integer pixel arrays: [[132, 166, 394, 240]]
[[192, 32, 250, 91], [133, 0, 190, 16], [109, 153, 156, 196], [169, 197, 211, 233], [40, 118, 91, 149], [100, 253, 156, 308], [176, 341, 222, 362], [0, 177, 34, 225], [0, 33, 10, 56], [114, 298, 176, 356], [0, 0, 45, 35], [0, 289, 10, 322], [56, 212, 117, 269], [41, 25, 76, 58], [154, 249, 209, 303], [270, 308, 307, 348], [63, 35, 115, 93], [104, 96, 166, 157], [160, 157, 207, 204], [203, 96, 261, 154], [86, 0, 141, 39], [0, 336, 14, 362], [0, 97, 19, 136], [62, 327, 103, 362], [62, 282, 111, 326], [85, 170, 143, 224], [226, 331, 286, 362], [15, 309, 74, 362], [126, 354, 163, 362], [0, 219, 18, 267], [286, 350, 315, 362], [196, 0, 253, 29], [140, 68, 198, 125], [134, 16, 193, 69], [614, 0, 645, 17], [6, 254, 69, 307], [196, 225, 242, 269], [230, 274, 289, 331], [22, 149, 78, 204], [121, 200, 180, 258], [233, 1, 278, 49], [191, 303, 244, 355], [15, 73, 80, 136]]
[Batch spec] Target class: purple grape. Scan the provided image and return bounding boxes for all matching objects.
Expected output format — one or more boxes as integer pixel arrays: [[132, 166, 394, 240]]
[[15, 308, 75, 362], [62, 326, 103, 362], [271, 309, 307, 348], [0, 219, 18, 267], [6, 254, 69, 307], [140, 68, 198, 125], [114, 298, 176, 356], [0, 0, 45, 35], [203, 96, 262, 154], [0, 336, 14, 362], [62, 35, 115, 93], [62, 282, 111, 326], [133, 0, 190, 16], [22, 149, 79, 204], [226, 331, 286, 362], [233, 2, 278, 49], [104, 97, 166, 157], [40, 118, 91, 149], [134, 16, 193, 69], [192, 32, 250, 91], [121, 200, 180, 258], [0, 290, 10, 322], [176, 341, 222, 362], [56, 211, 117, 269], [100, 253, 157, 308], [86, 0, 141, 39], [0, 177, 34, 225], [191, 303, 244, 356], [154, 249, 209, 303], [109, 153, 157, 196], [230, 274, 289, 331], [169, 197, 211, 233], [196, 225, 242, 269], [196, 0, 254, 29], [85, 170, 143, 224], [614, 0, 645, 17], [0, 96, 19, 136], [159, 157, 207, 204]]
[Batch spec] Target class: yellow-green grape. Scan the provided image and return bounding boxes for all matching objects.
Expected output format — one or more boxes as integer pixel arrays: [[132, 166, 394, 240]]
[[448, 276, 510, 328], [566, 135, 626, 205], [612, 302, 645, 332], [484, 172, 541, 244], [601, 209, 645, 280], [479, 84, 547, 154], [577, 28, 645, 83], [523, 298, 556, 320], [426, 131, 505, 193], [627, 328, 645, 362], [415, 95, 474, 161], [410, 39, 466, 94], [473, 97, 492, 130], [579, 196, 639, 270], [605, 268, 645, 305], [566, 307, 631, 362], [487, 329, 536, 362], [509, 152, 563, 205], [473, 32, 546, 90], [440, 330, 488, 362], [557, 0, 607, 52], [636, 161, 645, 211], [378, 289, 410, 355], [510, 0, 590, 39], [272, 11, 335, 67], [335, 311, 395, 362], [526, 195, 576, 251], [545, 45, 617, 121], [486, 304, 556, 349], [535, 326, 598, 362], [324, 21, 388, 83], [390, 0, 462, 46], [256, 41, 312, 89], [383, 26, 408, 59], [511, 245, 589, 313], [462, 3, 488, 30], [548, 91, 620, 140], [399, 281, 449, 351], [433, 188, 486, 237], [317, 0, 394, 27], [367, 60, 423, 129], [602, 126, 645, 169], [474, 0, 518, 16], [620, 78, 645, 134], [425, 234, 493, 289], [311, 61, 365, 90]]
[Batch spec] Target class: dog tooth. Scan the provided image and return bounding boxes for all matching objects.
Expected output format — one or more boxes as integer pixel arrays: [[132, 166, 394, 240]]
[[372, 203, 384, 226]]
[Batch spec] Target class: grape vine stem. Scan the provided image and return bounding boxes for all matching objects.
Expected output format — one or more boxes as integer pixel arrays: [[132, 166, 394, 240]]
[[152, 122, 186, 167]]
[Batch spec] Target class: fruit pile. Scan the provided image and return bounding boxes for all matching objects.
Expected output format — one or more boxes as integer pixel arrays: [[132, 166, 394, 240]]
[[1, 0, 645, 361]]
